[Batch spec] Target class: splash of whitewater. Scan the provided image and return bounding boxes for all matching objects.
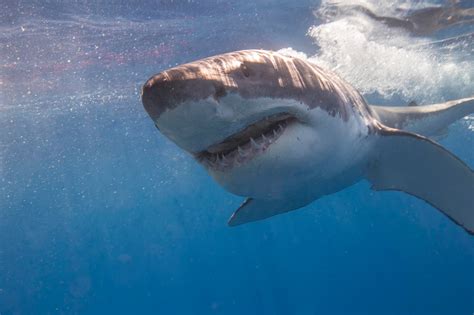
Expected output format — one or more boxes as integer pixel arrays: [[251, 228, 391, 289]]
[[280, 0, 474, 103]]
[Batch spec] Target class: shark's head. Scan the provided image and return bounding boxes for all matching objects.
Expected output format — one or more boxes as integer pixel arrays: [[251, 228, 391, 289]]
[[142, 50, 367, 199]]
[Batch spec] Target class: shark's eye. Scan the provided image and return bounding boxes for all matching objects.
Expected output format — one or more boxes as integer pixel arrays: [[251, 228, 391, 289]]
[[240, 63, 250, 77]]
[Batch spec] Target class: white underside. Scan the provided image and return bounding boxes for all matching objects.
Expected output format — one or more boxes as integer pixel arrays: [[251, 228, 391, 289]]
[[156, 94, 374, 201]]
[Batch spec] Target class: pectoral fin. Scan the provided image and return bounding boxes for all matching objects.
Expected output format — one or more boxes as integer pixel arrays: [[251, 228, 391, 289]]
[[368, 127, 474, 234], [228, 198, 310, 226]]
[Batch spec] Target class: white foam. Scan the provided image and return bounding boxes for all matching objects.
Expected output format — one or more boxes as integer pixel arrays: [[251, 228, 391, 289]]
[[277, 47, 309, 60], [280, 0, 474, 104]]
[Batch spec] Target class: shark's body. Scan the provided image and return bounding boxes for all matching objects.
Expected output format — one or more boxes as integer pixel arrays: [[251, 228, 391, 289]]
[[142, 49, 474, 234]]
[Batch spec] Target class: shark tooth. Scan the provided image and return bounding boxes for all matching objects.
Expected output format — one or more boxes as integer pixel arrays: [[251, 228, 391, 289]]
[[238, 146, 246, 156], [250, 137, 259, 149]]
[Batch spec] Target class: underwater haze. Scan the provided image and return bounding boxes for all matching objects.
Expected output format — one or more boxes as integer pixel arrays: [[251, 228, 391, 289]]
[[1, 0, 474, 314]]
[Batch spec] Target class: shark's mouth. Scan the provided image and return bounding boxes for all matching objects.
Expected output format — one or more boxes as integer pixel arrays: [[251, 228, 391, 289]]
[[196, 113, 296, 171]]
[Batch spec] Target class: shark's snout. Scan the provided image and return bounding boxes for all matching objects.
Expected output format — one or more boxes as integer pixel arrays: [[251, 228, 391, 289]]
[[141, 69, 224, 122], [141, 74, 176, 121]]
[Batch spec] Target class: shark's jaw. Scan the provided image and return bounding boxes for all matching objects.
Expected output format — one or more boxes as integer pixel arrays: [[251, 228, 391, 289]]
[[195, 112, 297, 171], [152, 93, 317, 199]]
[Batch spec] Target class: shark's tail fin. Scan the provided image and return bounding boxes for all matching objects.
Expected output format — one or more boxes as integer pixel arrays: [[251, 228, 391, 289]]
[[369, 96, 474, 137]]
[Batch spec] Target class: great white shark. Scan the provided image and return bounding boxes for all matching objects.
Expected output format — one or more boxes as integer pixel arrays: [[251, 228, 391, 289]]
[[141, 49, 474, 234]]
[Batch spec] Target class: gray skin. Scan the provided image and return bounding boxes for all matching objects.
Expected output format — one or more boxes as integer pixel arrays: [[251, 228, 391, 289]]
[[142, 49, 474, 234], [142, 50, 369, 123]]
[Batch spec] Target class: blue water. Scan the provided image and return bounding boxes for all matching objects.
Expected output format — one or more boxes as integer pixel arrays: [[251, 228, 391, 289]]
[[1, 1, 473, 314]]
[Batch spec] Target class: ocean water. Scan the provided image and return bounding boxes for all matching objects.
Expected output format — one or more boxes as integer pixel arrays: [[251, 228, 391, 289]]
[[1, 0, 473, 314]]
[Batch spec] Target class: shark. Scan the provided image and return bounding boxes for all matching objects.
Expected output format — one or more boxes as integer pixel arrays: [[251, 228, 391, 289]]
[[141, 49, 474, 234]]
